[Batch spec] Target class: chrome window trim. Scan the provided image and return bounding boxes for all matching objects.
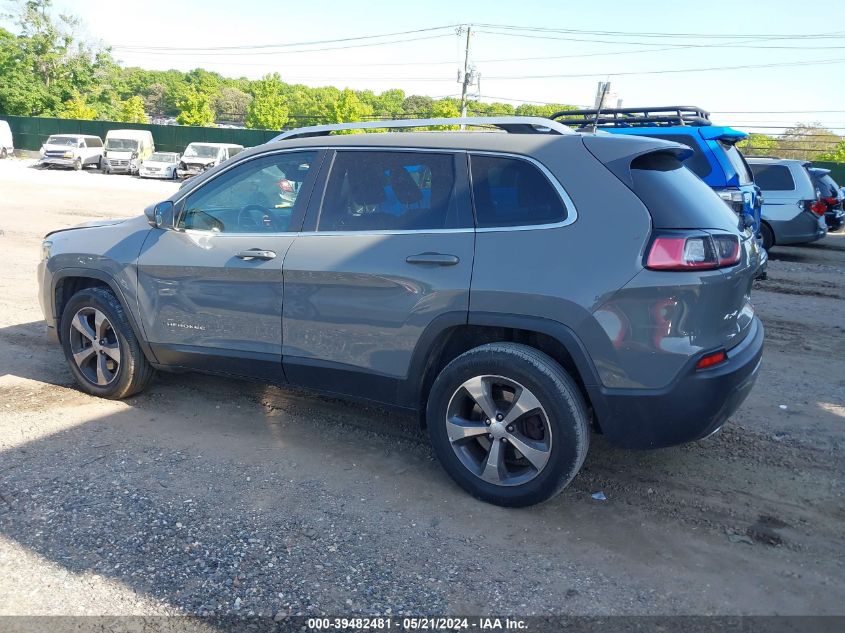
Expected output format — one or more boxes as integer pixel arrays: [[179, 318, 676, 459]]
[[469, 150, 578, 231], [172, 146, 578, 237]]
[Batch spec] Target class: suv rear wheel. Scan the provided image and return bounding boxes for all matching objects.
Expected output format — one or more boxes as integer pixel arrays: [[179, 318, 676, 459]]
[[60, 287, 154, 399], [761, 222, 775, 252], [426, 343, 589, 507]]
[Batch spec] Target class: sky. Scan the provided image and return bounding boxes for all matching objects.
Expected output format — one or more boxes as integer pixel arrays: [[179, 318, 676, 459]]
[[29, 0, 845, 133]]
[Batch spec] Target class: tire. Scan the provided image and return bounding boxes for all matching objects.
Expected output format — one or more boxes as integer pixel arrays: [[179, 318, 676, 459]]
[[60, 287, 155, 399], [0, 147, 7, 159], [426, 342, 589, 507], [73, 157, 82, 171], [761, 222, 774, 252]]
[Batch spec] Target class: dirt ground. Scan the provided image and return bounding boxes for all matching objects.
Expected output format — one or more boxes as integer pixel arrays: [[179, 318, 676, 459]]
[[0, 158, 843, 617]]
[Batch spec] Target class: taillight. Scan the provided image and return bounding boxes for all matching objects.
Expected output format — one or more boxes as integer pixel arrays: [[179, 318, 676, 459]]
[[696, 349, 727, 370], [805, 200, 827, 216], [646, 233, 741, 271]]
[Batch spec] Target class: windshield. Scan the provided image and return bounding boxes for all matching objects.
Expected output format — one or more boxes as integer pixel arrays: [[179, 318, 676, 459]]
[[149, 152, 177, 163], [105, 138, 139, 151], [718, 140, 753, 185], [46, 136, 78, 146], [183, 144, 220, 159]]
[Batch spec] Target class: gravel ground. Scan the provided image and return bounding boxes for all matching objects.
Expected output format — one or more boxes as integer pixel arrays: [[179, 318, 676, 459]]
[[0, 159, 843, 617]]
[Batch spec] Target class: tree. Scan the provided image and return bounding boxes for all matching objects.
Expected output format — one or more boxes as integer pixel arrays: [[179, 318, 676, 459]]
[[142, 83, 167, 116], [515, 103, 575, 118], [429, 99, 461, 130], [777, 124, 842, 161], [818, 141, 845, 163], [331, 88, 371, 124], [245, 73, 288, 130], [176, 90, 215, 127], [737, 133, 779, 157], [58, 92, 97, 119], [402, 95, 433, 118], [213, 86, 252, 123], [114, 96, 148, 123]]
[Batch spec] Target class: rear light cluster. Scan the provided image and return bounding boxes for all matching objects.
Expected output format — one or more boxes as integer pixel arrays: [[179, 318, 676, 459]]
[[696, 349, 727, 370], [646, 233, 741, 271], [805, 200, 827, 216]]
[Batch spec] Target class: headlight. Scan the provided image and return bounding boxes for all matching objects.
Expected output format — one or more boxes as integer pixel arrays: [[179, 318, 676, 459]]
[[131, 152, 138, 159], [63, 151, 73, 158], [41, 240, 52, 260]]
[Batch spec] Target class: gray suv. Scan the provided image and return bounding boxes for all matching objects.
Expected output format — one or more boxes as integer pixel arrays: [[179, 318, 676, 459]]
[[37, 117, 764, 507]]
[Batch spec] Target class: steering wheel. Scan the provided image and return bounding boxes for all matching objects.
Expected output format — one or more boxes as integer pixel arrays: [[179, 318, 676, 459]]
[[237, 204, 281, 232]]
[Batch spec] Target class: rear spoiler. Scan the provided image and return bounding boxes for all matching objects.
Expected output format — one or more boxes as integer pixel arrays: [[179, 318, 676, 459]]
[[582, 135, 693, 188]]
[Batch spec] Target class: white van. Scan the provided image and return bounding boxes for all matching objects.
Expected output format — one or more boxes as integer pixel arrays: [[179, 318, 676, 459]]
[[177, 142, 244, 178], [0, 120, 13, 159], [103, 129, 155, 175], [38, 134, 104, 170]]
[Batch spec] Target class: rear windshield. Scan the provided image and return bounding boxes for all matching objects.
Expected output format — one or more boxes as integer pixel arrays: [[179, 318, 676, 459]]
[[641, 133, 712, 179], [718, 141, 753, 185], [749, 163, 795, 191], [630, 152, 741, 231], [812, 172, 840, 197]]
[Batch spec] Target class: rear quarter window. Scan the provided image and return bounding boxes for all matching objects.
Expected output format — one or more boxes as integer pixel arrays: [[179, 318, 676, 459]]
[[469, 154, 569, 228], [749, 164, 795, 191], [630, 152, 740, 231]]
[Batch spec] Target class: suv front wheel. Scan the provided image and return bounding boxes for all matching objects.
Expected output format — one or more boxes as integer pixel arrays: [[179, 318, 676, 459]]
[[426, 343, 589, 507], [60, 287, 155, 399]]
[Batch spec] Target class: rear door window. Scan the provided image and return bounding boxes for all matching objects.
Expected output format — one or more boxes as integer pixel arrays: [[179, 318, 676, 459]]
[[749, 164, 795, 191], [643, 133, 712, 179], [469, 154, 569, 228], [318, 150, 462, 231]]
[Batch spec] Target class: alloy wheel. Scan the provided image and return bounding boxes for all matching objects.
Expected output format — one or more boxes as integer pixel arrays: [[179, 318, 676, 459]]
[[445, 375, 552, 486], [68, 307, 121, 386]]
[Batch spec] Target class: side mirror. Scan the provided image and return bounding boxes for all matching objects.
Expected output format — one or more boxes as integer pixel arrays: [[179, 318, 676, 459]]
[[145, 200, 175, 229]]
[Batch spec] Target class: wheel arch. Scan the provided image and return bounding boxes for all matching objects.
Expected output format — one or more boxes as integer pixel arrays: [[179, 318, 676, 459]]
[[52, 268, 157, 363], [401, 312, 603, 430]]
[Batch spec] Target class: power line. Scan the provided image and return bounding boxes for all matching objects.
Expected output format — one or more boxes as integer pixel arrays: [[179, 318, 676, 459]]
[[483, 57, 845, 80], [472, 23, 845, 40], [113, 25, 459, 52]]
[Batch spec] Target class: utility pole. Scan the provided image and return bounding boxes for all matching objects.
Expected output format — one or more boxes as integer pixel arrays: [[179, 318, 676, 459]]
[[459, 25, 473, 120]]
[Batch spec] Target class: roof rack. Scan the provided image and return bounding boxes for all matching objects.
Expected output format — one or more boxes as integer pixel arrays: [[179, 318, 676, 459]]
[[550, 106, 712, 129], [271, 116, 575, 142]]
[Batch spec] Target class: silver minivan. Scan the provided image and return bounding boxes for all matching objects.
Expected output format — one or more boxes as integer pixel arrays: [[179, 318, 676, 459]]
[[747, 157, 828, 250]]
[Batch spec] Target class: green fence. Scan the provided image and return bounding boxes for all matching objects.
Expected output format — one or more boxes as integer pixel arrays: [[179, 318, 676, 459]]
[[1, 115, 279, 153], [812, 161, 845, 184]]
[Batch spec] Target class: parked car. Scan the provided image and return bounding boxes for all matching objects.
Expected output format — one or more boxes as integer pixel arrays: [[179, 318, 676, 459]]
[[747, 157, 828, 250], [139, 152, 180, 180], [552, 107, 765, 252], [807, 167, 844, 232], [177, 142, 243, 179], [0, 120, 13, 159], [38, 134, 104, 170], [36, 116, 764, 507], [103, 129, 155, 175]]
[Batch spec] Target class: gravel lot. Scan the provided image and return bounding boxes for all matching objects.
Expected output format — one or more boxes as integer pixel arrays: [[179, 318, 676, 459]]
[[0, 158, 843, 617]]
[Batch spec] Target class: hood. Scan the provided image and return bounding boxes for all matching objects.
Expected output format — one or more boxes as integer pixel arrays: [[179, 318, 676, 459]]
[[142, 160, 175, 168], [182, 156, 217, 166], [44, 217, 129, 238], [106, 150, 133, 158]]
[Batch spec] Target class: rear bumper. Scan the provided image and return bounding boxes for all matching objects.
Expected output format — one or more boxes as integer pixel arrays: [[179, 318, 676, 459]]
[[589, 316, 764, 449], [769, 211, 827, 245], [826, 209, 844, 232]]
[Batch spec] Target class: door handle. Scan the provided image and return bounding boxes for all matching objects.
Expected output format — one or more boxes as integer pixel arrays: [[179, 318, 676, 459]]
[[405, 253, 460, 266], [236, 249, 276, 260]]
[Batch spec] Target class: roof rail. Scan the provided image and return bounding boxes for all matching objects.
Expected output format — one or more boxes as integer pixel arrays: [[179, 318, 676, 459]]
[[550, 106, 712, 129], [271, 116, 575, 142]]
